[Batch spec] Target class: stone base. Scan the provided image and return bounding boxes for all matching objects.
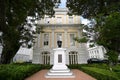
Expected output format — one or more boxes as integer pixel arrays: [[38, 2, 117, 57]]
[[45, 48, 75, 78], [45, 68, 75, 78]]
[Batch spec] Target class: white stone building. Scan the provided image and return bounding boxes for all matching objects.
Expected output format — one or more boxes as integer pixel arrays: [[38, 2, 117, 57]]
[[13, 47, 33, 63], [32, 8, 89, 65], [88, 46, 106, 60]]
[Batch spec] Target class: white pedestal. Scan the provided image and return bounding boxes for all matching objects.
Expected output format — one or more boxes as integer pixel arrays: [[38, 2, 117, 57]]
[[45, 48, 75, 78]]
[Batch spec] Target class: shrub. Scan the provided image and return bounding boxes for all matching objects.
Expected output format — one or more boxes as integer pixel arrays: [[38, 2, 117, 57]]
[[68, 64, 109, 70], [112, 64, 120, 78], [0, 64, 41, 80], [81, 67, 119, 80]]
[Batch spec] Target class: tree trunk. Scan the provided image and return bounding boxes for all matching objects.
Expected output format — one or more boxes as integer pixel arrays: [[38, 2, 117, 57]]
[[0, 0, 7, 32], [0, 41, 20, 64]]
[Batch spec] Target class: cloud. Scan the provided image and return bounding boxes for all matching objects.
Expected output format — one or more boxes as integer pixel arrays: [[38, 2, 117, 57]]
[[80, 16, 90, 25]]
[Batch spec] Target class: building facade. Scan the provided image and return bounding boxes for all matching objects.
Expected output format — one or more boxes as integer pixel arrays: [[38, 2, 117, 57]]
[[88, 46, 106, 60], [13, 47, 33, 63], [32, 8, 89, 65]]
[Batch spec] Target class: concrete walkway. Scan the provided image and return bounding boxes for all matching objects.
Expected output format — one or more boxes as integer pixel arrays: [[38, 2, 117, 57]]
[[25, 69, 96, 80]]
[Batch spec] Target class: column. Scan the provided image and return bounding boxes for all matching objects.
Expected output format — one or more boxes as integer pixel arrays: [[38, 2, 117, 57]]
[[75, 54, 76, 64], [51, 27, 55, 48], [64, 29, 68, 48], [73, 54, 75, 64], [78, 27, 81, 38], [45, 54, 46, 64], [37, 34, 41, 48]]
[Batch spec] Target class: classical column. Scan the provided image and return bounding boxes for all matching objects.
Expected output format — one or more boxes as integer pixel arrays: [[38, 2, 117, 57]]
[[78, 27, 81, 38], [37, 33, 41, 48], [51, 27, 55, 48], [64, 29, 68, 48]]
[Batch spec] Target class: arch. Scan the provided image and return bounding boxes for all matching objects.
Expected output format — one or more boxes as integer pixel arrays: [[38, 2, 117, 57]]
[[41, 51, 50, 64], [69, 51, 78, 65]]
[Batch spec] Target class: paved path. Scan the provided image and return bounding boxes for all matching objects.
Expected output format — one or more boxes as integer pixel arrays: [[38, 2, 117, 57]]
[[25, 69, 96, 80]]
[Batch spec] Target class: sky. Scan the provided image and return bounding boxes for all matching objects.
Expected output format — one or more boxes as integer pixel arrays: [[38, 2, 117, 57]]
[[80, 17, 90, 25], [59, 0, 90, 25], [59, 0, 66, 8]]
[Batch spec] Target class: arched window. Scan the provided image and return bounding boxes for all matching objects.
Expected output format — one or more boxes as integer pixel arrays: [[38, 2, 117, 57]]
[[42, 51, 50, 64], [69, 51, 78, 65]]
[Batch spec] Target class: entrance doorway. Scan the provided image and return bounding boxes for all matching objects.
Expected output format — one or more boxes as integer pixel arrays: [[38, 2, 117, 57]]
[[69, 51, 78, 64], [41, 51, 50, 64]]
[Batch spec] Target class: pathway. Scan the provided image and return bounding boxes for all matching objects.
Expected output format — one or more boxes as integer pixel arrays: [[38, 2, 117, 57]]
[[25, 69, 96, 80]]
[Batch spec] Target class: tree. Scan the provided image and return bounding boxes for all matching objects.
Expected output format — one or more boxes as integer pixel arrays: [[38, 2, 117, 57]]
[[66, 0, 120, 49], [66, 0, 120, 18], [0, 0, 60, 64], [97, 12, 120, 53], [107, 50, 118, 65], [96, 11, 120, 66], [66, 0, 120, 63]]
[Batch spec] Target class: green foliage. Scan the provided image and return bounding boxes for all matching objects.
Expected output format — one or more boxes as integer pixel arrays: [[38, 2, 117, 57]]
[[68, 64, 109, 70], [0, 0, 60, 64], [1, 63, 120, 80], [74, 37, 88, 43], [112, 64, 120, 78], [89, 44, 95, 48], [81, 67, 119, 80], [106, 50, 118, 64], [0, 63, 52, 80], [66, 0, 120, 18], [97, 12, 120, 51], [68, 64, 120, 80]]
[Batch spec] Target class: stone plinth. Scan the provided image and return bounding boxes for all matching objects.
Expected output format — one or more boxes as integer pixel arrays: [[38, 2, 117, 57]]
[[45, 48, 75, 78]]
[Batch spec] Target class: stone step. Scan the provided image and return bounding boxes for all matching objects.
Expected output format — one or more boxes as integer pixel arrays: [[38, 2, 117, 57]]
[[49, 69, 70, 73], [47, 71, 73, 76], [45, 71, 75, 78], [45, 74, 75, 78]]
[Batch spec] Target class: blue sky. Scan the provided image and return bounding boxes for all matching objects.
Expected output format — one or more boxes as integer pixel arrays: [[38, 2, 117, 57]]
[[59, 0, 66, 8]]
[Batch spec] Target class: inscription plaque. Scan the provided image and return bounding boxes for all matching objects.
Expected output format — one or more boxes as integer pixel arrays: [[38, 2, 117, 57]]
[[58, 54, 62, 63]]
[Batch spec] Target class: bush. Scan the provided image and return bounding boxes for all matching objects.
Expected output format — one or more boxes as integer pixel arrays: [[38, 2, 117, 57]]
[[0, 63, 42, 80], [81, 67, 119, 80], [112, 64, 120, 78], [68, 64, 109, 70]]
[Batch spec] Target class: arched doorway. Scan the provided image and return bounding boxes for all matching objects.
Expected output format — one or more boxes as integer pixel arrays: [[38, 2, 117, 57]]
[[41, 51, 50, 64], [69, 51, 78, 65]]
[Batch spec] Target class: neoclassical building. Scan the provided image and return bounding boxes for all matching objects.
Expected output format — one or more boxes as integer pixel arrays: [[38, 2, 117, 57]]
[[88, 46, 106, 60], [32, 8, 89, 65]]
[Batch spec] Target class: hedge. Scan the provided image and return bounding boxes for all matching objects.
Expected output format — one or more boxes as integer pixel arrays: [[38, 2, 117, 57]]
[[68, 64, 109, 70], [81, 67, 119, 80], [112, 64, 120, 78], [0, 63, 52, 80]]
